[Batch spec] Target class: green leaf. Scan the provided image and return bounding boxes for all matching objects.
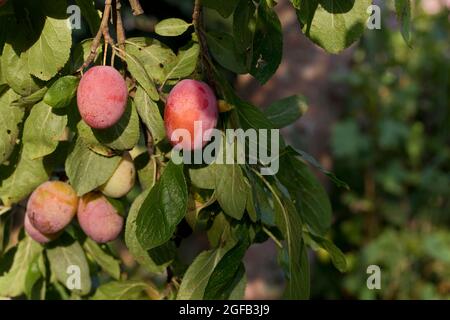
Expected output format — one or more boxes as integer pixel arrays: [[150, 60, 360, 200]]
[[155, 18, 191, 36], [136, 161, 188, 250], [1, 42, 43, 96], [309, 233, 347, 272], [295, 0, 371, 54], [92, 280, 149, 300], [23, 101, 68, 159], [236, 100, 275, 130], [274, 194, 310, 299], [277, 153, 332, 236], [250, 2, 283, 84], [265, 95, 308, 128], [27, 16, 72, 80], [233, 0, 257, 69], [203, 0, 240, 18], [177, 239, 237, 300], [163, 43, 200, 83], [134, 86, 165, 144], [24, 255, 43, 299], [11, 86, 48, 108], [245, 168, 275, 225], [228, 267, 247, 300], [126, 38, 177, 85], [78, 101, 140, 151], [256, 172, 310, 299], [0, 236, 43, 297], [44, 76, 79, 109], [189, 164, 217, 190], [395, 0, 412, 45], [204, 235, 250, 300], [46, 236, 92, 296], [215, 164, 247, 220], [206, 31, 247, 74], [0, 145, 50, 206], [125, 188, 169, 274], [292, 150, 348, 189], [0, 89, 24, 164], [135, 153, 157, 191], [83, 238, 121, 280], [125, 51, 159, 101], [207, 212, 232, 248], [65, 139, 121, 196]]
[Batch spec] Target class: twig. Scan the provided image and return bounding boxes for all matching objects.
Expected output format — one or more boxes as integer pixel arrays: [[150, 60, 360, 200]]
[[103, 42, 108, 65], [102, 1, 115, 46], [129, 0, 144, 16], [115, 0, 126, 53], [192, 0, 217, 91], [78, 0, 114, 71]]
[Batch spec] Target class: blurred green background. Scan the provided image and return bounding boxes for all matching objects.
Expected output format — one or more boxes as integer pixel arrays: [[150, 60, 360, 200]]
[[313, 1, 450, 299]]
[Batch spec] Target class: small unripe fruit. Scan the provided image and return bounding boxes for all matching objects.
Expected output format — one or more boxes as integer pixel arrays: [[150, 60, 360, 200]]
[[24, 214, 60, 244], [100, 152, 136, 198], [78, 193, 124, 243], [27, 181, 78, 234], [77, 66, 128, 129], [164, 79, 218, 151]]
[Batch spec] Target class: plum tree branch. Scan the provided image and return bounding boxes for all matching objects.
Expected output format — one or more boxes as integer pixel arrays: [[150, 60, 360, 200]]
[[128, 0, 144, 16], [115, 0, 126, 53], [78, 0, 114, 71], [192, 0, 217, 91]]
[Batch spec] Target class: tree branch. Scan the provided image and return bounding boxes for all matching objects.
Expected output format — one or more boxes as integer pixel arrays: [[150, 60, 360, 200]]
[[115, 0, 126, 53], [129, 0, 144, 16], [192, 0, 217, 91], [79, 0, 114, 71]]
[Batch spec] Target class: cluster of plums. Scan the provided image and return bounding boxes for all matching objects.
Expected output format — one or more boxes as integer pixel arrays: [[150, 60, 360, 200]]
[[26, 66, 219, 244]]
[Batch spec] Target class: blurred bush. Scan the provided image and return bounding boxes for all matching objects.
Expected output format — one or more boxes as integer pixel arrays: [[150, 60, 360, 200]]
[[312, 2, 449, 299]]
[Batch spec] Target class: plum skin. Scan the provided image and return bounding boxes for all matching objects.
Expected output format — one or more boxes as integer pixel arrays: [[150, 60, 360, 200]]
[[78, 193, 124, 243], [164, 79, 218, 151], [27, 181, 78, 235], [24, 214, 60, 244], [100, 152, 136, 198], [77, 66, 128, 129]]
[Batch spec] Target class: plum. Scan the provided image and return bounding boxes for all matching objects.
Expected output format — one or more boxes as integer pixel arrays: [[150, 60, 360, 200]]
[[24, 214, 60, 244], [27, 181, 78, 234], [77, 66, 128, 129], [78, 193, 124, 243], [164, 79, 218, 151], [99, 152, 136, 198]]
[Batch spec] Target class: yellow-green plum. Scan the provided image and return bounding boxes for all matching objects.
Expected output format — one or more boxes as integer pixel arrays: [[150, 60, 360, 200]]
[[78, 193, 124, 243], [164, 79, 218, 151], [77, 66, 128, 129], [27, 181, 78, 234], [99, 152, 136, 198], [24, 214, 60, 244]]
